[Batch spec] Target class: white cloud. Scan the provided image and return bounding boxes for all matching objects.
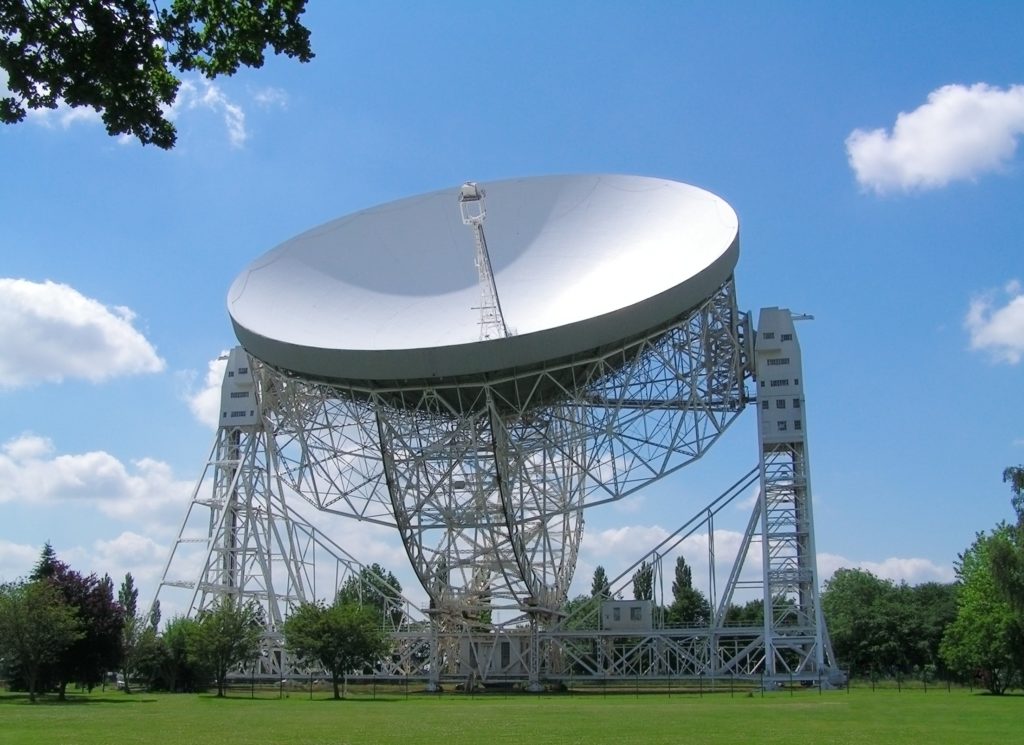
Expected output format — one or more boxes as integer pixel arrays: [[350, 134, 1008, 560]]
[[181, 351, 229, 427], [253, 87, 288, 109], [0, 538, 40, 584], [818, 553, 953, 585], [965, 280, 1024, 363], [0, 278, 165, 389], [846, 83, 1024, 194], [171, 79, 248, 148], [0, 433, 191, 522], [27, 102, 103, 130]]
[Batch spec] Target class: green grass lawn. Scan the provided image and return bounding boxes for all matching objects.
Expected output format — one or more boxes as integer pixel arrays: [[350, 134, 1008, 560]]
[[1, 687, 1019, 745]]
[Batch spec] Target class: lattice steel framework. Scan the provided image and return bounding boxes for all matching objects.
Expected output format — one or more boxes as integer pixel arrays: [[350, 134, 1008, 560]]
[[155, 286, 842, 689], [153, 352, 421, 678], [259, 279, 745, 629]]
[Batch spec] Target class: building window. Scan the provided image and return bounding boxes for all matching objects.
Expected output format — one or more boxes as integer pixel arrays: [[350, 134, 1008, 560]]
[[793, 398, 801, 408], [763, 332, 775, 339], [230, 391, 249, 399], [630, 606, 642, 621], [761, 400, 769, 410], [227, 371, 234, 377], [769, 379, 790, 387], [613, 607, 621, 622], [776, 399, 786, 409], [230, 410, 246, 418], [794, 378, 799, 385], [781, 333, 793, 341], [794, 420, 802, 431], [766, 357, 790, 366], [238, 366, 249, 374], [777, 421, 787, 432]]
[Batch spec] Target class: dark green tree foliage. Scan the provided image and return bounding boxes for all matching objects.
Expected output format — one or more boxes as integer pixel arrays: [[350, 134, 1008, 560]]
[[941, 526, 1024, 694], [118, 572, 144, 693], [560, 593, 600, 630], [989, 466, 1024, 617], [632, 561, 653, 601], [118, 572, 138, 618], [0, 0, 313, 148], [337, 563, 404, 629], [667, 556, 711, 627], [28, 546, 125, 698], [590, 566, 610, 599], [31, 541, 59, 580], [723, 599, 764, 626], [159, 615, 209, 692], [149, 598, 161, 632], [284, 600, 389, 700], [0, 580, 83, 703], [189, 597, 262, 697], [821, 568, 948, 677]]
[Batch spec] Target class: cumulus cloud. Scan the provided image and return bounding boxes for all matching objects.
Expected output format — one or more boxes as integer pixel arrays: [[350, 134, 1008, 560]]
[[0, 278, 165, 389], [965, 279, 1024, 364], [26, 101, 103, 130], [0, 433, 191, 522], [181, 351, 229, 427], [818, 553, 953, 585], [846, 83, 1024, 194], [0, 538, 41, 583], [171, 78, 247, 147]]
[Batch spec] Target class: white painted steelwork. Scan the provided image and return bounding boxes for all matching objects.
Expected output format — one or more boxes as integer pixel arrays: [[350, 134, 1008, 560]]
[[227, 174, 738, 387], [153, 352, 424, 678], [158, 175, 840, 689]]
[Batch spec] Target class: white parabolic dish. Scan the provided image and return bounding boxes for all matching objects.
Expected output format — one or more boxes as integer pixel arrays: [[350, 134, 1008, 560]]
[[228, 174, 739, 386]]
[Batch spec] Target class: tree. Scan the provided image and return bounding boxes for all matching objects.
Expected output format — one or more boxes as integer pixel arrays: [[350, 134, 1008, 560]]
[[27, 546, 125, 698], [631, 561, 653, 601], [284, 599, 389, 700], [821, 568, 919, 677], [0, 580, 83, 702], [118, 573, 144, 693], [590, 566, 610, 599], [160, 615, 209, 692], [667, 556, 711, 627], [0, 0, 313, 149], [724, 598, 764, 626], [990, 466, 1024, 616], [31, 541, 59, 580], [941, 527, 1024, 694], [118, 573, 138, 617], [149, 599, 162, 632], [189, 597, 263, 697], [337, 563, 404, 629]]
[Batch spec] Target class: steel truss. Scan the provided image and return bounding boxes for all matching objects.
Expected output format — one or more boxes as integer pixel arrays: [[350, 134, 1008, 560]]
[[157, 287, 840, 689], [260, 279, 746, 636], [154, 351, 422, 678]]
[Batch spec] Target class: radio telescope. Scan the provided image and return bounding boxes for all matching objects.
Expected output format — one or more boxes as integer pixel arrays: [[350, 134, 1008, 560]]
[[156, 174, 838, 689]]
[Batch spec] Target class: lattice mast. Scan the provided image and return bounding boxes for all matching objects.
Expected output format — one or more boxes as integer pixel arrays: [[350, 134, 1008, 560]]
[[152, 348, 410, 677], [459, 182, 510, 340], [752, 307, 836, 682]]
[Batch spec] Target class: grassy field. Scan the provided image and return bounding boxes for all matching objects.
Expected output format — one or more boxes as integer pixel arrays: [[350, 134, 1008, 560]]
[[1, 687, 1019, 745]]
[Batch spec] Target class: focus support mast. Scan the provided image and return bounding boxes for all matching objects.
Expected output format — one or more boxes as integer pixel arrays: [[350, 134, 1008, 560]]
[[460, 182, 511, 340]]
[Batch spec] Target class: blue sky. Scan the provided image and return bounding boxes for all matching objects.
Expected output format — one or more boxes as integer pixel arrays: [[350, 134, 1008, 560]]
[[1, 3, 1022, 615]]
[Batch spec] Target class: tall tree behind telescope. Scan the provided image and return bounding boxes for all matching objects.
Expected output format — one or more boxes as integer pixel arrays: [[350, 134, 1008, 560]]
[[0, 0, 313, 149]]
